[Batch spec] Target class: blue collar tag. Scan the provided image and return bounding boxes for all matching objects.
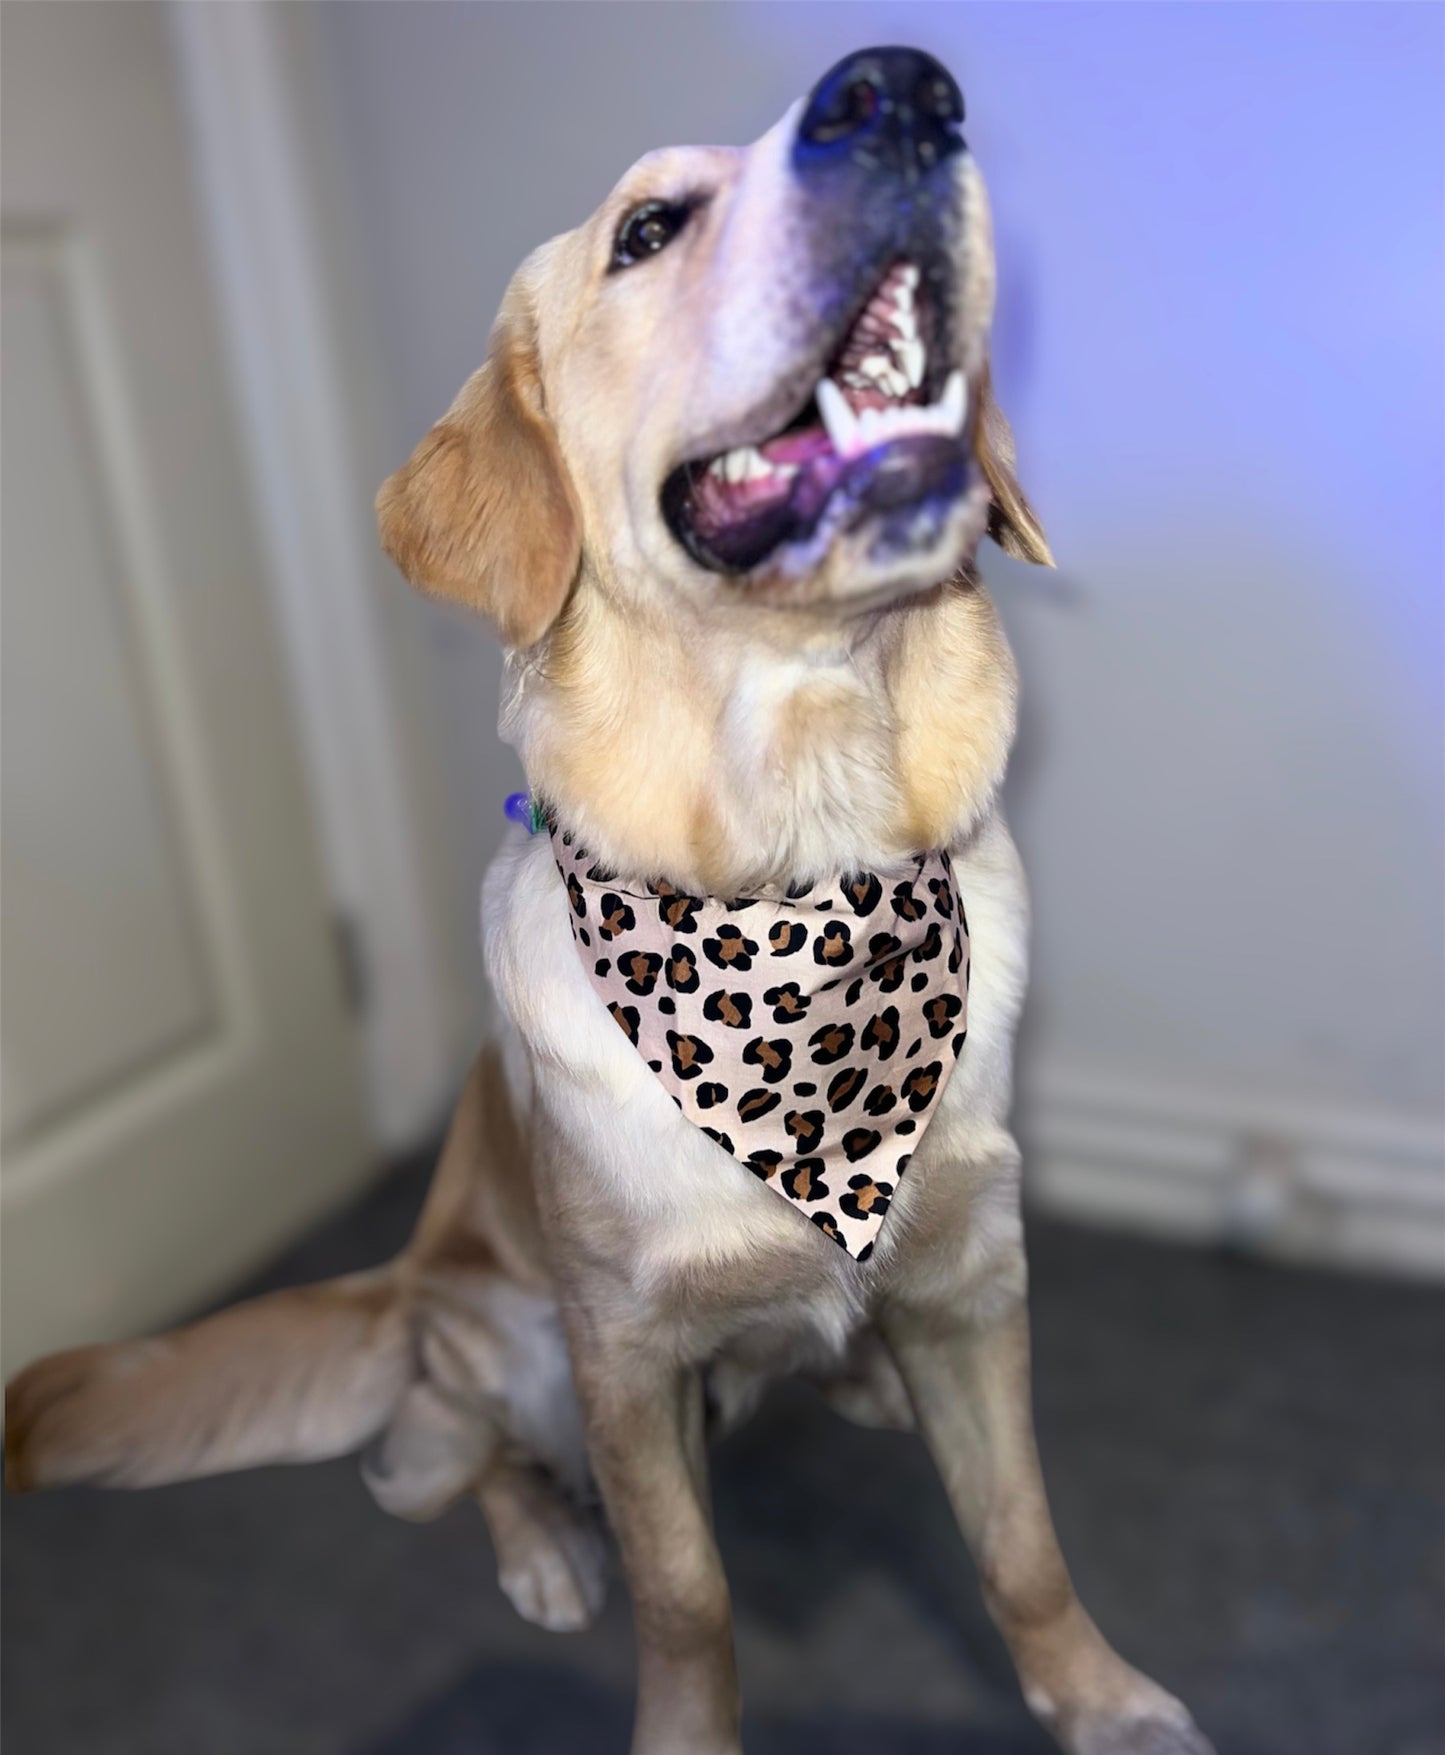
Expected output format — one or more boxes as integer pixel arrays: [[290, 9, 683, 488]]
[[504, 791, 545, 836]]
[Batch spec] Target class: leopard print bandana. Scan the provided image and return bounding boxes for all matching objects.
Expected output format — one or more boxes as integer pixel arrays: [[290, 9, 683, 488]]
[[549, 822, 970, 1262]]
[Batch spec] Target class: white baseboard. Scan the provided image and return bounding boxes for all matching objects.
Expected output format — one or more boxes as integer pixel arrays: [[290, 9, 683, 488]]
[[1019, 1064, 1445, 1280]]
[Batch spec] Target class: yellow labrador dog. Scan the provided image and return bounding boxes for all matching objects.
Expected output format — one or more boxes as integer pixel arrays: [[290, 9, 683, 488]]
[[7, 49, 1212, 1755]]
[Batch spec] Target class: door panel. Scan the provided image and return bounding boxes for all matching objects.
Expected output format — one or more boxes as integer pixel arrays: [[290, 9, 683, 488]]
[[3, 232, 217, 1150], [1, 1, 369, 1374]]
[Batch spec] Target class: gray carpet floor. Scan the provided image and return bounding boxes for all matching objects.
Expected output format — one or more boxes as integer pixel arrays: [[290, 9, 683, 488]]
[[4, 1158, 1443, 1755]]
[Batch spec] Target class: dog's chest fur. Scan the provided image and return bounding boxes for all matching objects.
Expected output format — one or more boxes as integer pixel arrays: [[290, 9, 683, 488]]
[[504, 580, 1017, 899], [482, 807, 1031, 1366]]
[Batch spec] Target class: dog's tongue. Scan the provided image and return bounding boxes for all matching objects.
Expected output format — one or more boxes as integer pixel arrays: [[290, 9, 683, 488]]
[[688, 453, 809, 537], [758, 428, 833, 468], [687, 442, 846, 558]]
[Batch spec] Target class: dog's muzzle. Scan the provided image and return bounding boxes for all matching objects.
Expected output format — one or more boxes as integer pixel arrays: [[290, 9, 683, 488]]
[[661, 47, 976, 580]]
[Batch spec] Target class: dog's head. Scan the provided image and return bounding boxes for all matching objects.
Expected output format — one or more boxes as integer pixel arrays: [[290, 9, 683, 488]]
[[379, 46, 1050, 649]]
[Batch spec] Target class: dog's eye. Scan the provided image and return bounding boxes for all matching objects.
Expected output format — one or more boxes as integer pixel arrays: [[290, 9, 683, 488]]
[[611, 200, 691, 271]]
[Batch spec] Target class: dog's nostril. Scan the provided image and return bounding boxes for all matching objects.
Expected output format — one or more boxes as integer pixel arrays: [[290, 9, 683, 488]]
[[798, 74, 883, 148], [844, 78, 881, 129], [916, 71, 962, 125]]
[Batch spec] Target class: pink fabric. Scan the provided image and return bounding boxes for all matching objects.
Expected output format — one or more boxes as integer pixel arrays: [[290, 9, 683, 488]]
[[551, 824, 969, 1261]]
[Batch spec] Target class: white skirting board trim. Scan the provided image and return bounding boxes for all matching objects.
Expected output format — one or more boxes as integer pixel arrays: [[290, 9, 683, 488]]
[[1018, 1065, 1445, 1280]]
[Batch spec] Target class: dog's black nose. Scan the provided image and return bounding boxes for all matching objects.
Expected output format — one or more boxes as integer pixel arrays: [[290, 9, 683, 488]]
[[794, 47, 964, 181]]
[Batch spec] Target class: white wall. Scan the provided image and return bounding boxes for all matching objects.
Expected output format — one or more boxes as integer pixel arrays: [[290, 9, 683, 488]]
[[309, 3, 1444, 1269]]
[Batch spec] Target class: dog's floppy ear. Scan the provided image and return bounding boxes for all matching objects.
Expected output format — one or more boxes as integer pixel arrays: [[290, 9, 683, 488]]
[[377, 292, 581, 648], [974, 361, 1054, 567]]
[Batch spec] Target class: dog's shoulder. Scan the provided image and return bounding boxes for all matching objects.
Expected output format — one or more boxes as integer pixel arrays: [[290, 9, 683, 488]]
[[933, 806, 1029, 1136], [481, 828, 645, 1090], [950, 805, 1029, 984]]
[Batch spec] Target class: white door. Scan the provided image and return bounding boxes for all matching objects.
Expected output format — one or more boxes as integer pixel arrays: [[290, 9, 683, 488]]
[[1, 1, 369, 1375]]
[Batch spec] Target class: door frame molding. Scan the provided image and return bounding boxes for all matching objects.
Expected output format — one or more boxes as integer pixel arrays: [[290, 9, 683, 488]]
[[169, 0, 462, 1149]]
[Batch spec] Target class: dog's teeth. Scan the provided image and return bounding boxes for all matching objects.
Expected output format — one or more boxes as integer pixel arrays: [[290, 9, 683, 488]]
[[899, 264, 920, 292], [859, 352, 892, 386], [819, 368, 963, 461], [726, 447, 768, 483], [900, 338, 925, 388], [939, 370, 967, 436], [817, 377, 859, 456]]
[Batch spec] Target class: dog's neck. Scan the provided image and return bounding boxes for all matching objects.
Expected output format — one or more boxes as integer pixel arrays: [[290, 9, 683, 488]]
[[504, 572, 1017, 895]]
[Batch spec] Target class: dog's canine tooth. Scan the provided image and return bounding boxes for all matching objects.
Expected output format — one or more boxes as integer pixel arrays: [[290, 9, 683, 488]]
[[816, 377, 859, 456], [939, 370, 967, 436], [817, 368, 964, 461], [900, 339, 925, 388]]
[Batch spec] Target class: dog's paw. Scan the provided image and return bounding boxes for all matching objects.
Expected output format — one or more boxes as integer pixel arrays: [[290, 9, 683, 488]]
[[1058, 1693, 1215, 1755], [494, 1496, 608, 1633], [1028, 1665, 1214, 1755], [1070, 1715, 1215, 1755], [498, 1524, 606, 1631]]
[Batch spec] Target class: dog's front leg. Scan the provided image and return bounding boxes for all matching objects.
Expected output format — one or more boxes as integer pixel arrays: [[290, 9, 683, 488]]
[[567, 1318, 741, 1755], [880, 1218, 1214, 1755]]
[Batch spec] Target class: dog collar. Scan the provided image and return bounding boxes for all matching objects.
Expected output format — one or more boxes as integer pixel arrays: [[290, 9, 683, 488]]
[[548, 820, 970, 1262]]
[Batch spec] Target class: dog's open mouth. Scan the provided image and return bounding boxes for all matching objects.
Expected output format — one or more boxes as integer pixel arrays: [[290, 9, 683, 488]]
[[662, 261, 970, 576]]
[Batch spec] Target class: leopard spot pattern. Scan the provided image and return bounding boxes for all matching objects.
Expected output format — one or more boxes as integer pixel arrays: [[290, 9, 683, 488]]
[[551, 824, 968, 1260]]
